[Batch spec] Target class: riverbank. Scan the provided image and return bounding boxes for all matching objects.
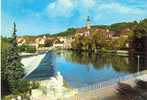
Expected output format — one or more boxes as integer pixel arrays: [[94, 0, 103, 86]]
[[21, 52, 46, 78], [71, 70, 147, 100]]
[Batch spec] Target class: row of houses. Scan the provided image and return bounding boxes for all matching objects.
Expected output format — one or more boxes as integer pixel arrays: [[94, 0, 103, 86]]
[[75, 27, 130, 39], [17, 36, 52, 48], [17, 35, 75, 49]]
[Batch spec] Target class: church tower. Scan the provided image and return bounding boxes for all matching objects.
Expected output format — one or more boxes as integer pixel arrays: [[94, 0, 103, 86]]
[[87, 16, 91, 30]]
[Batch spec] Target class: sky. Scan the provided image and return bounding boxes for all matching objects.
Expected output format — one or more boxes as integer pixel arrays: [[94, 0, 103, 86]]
[[2, 0, 147, 36]]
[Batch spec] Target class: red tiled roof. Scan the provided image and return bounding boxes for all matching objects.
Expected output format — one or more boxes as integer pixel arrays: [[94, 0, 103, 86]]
[[76, 28, 88, 33], [76, 27, 107, 33]]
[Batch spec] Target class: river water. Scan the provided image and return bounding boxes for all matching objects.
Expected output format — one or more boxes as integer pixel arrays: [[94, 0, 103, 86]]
[[25, 50, 147, 88]]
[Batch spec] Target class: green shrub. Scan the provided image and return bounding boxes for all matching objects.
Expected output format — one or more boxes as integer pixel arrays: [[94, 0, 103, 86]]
[[19, 45, 36, 53], [8, 80, 40, 95], [100, 47, 107, 53], [31, 81, 40, 89], [26, 46, 36, 53], [4, 95, 16, 100], [44, 40, 53, 47], [39, 44, 45, 47], [9, 80, 31, 95]]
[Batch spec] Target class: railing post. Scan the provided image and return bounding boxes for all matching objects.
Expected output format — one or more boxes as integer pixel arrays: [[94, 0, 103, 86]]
[[137, 55, 140, 75], [75, 94, 80, 100]]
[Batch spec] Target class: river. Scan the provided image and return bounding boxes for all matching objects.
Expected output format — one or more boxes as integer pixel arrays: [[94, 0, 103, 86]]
[[25, 50, 147, 88]]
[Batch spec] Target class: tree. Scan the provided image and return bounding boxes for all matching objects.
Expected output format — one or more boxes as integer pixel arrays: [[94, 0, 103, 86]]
[[3, 22, 24, 81], [19, 44, 36, 53], [1, 37, 11, 96], [44, 40, 53, 47], [130, 19, 147, 53]]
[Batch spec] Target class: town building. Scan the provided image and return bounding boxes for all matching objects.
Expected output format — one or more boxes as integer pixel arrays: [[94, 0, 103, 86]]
[[64, 35, 75, 49], [17, 37, 27, 46], [35, 36, 47, 48]]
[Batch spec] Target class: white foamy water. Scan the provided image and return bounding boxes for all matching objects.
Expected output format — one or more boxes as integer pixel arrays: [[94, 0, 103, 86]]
[[21, 53, 46, 78]]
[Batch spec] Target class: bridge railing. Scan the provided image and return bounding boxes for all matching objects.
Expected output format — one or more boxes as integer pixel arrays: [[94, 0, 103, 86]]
[[78, 74, 135, 92]]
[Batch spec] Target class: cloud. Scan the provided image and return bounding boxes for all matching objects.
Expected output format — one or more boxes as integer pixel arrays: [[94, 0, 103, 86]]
[[93, 2, 147, 25], [46, 0, 74, 17], [98, 3, 146, 15], [76, 0, 95, 9], [46, 0, 96, 18]]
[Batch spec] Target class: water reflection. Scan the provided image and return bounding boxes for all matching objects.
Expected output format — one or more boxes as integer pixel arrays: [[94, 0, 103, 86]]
[[56, 50, 147, 74]]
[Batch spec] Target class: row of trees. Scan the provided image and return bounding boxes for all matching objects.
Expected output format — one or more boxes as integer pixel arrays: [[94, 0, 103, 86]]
[[91, 21, 136, 31], [24, 28, 76, 39], [71, 32, 127, 52]]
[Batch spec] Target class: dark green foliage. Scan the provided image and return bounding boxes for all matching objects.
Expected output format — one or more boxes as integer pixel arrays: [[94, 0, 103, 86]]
[[1, 23, 25, 96], [37, 33, 51, 37], [31, 81, 40, 89], [72, 32, 127, 52], [8, 80, 40, 95], [44, 40, 53, 47], [91, 21, 135, 31], [135, 80, 147, 91], [1, 37, 11, 97], [1, 37, 11, 78], [19, 44, 36, 53], [9, 80, 30, 95], [91, 25, 109, 29], [130, 19, 147, 53], [87, 16, 90, 21], [3, 22, 24, 81], [116, 82, 145, 100], [110, 22, 135, 31], [25, 46, 36, 53]]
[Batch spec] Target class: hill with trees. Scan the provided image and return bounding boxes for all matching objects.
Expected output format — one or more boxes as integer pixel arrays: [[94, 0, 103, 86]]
[[18, 18, 146, 39]]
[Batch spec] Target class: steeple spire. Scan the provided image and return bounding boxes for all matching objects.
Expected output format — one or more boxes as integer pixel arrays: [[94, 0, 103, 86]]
[[87, 16, 91, 30], [87, 16, 90, 21]]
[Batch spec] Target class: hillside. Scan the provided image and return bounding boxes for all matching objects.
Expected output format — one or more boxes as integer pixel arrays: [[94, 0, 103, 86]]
[[12, 18, 147, 38]]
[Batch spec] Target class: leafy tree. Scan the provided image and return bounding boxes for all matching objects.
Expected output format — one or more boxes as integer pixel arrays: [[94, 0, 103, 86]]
[[130, 19, 147, 53], [19, 44, 36, 53], [44, 40, 53, 47]]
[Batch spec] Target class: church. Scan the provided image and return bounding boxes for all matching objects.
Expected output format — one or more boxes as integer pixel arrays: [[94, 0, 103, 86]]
[[75, 16, 91, 36], [75, 16, 115, 38]]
